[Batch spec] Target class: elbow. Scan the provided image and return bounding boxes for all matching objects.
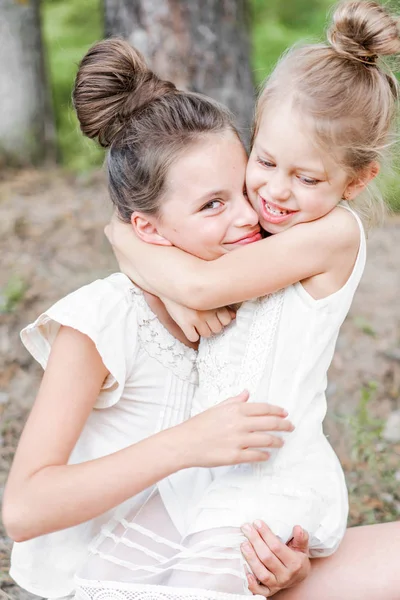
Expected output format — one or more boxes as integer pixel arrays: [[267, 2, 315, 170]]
[[184, 279, 215, 311], [2, 497, 37, 543]]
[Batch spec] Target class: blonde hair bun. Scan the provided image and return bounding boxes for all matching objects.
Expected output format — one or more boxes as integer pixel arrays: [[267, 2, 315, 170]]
[[73, 39, 177, 147], [328, 1, 400, 64]]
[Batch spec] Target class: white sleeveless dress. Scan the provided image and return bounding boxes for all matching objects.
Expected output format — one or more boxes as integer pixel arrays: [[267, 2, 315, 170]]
[[74, 206, 365, 600], [9, 273, 198, 599]]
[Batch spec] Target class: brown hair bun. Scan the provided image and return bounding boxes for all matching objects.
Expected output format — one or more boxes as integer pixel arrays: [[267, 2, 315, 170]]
[[328, 1, 400, 65], [73, 39, 177, 147]]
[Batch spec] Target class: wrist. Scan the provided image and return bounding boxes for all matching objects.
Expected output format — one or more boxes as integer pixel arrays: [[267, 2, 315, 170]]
[[153, 424, 193, 473]]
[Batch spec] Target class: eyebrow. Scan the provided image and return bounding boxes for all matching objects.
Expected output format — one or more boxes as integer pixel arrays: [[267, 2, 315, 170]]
[[194, 190, 226, 205], [256, 146, 326, 176]]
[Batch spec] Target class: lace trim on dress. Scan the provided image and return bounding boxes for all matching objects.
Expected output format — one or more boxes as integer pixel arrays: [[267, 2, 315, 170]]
[[130, 286, 197, 383], [233, 290, 284, 396], [196, 290, 284, 407], [75, 580, 263, 600]]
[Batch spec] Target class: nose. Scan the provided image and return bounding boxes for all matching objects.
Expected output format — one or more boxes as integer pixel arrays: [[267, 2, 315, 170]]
[[234, 193, 259, 228], [268, 170, 291, 202]]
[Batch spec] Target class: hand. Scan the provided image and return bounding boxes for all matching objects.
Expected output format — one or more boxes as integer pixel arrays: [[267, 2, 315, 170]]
[[241, 522, 310, 597], [176, 391, 294, 469], [162, 297, 236, 342]]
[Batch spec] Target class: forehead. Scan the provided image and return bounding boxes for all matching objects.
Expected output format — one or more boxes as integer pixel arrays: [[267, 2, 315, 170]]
[[257, 103, 323, 160], [166, 133, 247, 195]]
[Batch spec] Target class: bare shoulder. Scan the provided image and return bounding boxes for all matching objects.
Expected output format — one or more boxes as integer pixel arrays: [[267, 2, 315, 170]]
[[316, 206, 361, 252], [287, 205, 360, 255]]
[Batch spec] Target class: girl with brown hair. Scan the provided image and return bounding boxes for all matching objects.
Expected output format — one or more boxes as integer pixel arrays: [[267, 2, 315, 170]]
[[3, 39, 301, 600]]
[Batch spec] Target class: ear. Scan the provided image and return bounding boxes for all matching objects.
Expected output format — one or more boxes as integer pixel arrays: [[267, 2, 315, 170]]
[[344, 161, 380, 200], [130, 212, 173, 246]]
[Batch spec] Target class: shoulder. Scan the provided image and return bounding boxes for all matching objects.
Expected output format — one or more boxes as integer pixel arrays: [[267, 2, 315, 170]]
[[319, 207, 362, 273], [43, 273, 137, 327], [290, 205, 360, 258], [60, 272, 134, 307], [21, 273, 140, 372], [318, 206, 360, 249]]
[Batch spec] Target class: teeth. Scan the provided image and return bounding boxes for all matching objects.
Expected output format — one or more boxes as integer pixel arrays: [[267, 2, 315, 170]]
[[265, 202, 288, 216]]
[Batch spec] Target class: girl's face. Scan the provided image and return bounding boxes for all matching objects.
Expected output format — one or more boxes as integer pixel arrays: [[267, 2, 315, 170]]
[[246, 102, 351, 234], [140, 132, 261, 260]]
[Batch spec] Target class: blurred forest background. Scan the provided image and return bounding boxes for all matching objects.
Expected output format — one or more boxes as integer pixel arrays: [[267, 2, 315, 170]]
[[1, 0, 399, 598]]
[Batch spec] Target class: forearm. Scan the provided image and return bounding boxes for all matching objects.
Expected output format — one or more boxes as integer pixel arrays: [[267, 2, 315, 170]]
[[112, 208, 352, 310], [4, 425, 185, 541]]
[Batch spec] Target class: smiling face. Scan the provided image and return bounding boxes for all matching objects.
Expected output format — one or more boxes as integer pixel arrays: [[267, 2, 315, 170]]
[[246, 101, 352, 234], [134, 131, 261, 260]]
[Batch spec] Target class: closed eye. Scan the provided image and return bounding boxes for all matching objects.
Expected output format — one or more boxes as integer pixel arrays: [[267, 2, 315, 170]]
[[257, 157, 275, 168], [298, 175, 320, 186]]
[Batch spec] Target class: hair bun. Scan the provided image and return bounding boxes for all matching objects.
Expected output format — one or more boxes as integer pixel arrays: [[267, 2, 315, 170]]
[[73, 39, 177, 147], [328, 1, 400, 65]]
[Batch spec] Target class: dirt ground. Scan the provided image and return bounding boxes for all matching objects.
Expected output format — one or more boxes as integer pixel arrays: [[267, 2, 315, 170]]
[[1, 169, 399, 599]]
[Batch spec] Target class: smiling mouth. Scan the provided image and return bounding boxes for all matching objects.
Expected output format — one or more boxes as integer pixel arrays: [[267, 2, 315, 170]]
[[260, 196, 296, 223], [263, 198, 294, 216], [229, 230, 262, 245]]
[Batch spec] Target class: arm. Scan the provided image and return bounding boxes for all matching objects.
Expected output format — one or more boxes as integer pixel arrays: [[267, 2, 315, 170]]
[[106, 208, 358, 310], [3, 326, 293, 541]]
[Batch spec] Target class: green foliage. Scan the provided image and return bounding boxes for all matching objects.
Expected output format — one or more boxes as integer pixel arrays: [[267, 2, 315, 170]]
[[42, 0, 400, 210], [42, 0, 104, 171], [348, 382, 383, 465], [353, 316, 377, 337], [251, 0, 400, 212], [0, 275, 27, 313], [251, 0, 332, 84], [345, 383, 399, 525]]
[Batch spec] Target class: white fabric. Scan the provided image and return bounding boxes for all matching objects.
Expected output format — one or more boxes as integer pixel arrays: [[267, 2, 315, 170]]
[[74, 206, 365, 600], [10, 273, 198, 599]]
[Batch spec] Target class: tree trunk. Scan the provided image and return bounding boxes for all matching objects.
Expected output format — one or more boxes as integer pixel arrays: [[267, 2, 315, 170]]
[[104, 0, 254, 144], [0, 0, 56, 167]]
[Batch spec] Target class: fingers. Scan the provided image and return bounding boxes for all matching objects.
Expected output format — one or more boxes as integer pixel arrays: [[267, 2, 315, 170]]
[[246, 571, 272, 597], [184, 327, 200, 343], [242, 541, 276, 596], [221, 390, 249, 404], [240, 449, 270, 463], [248, 415, 294, 433], [288, 525, 310, 553], [244, 433, 284, 449], [205, 313, 224, 335], [253, 521, 305, 571], [216, 307, 234, 327], [241, 523, 286, 583], [245, 402, 289, 418]]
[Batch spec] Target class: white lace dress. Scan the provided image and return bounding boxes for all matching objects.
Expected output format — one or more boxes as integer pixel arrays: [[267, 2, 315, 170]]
[[9, 273, 198, 599], [74, 206, 364, 600]]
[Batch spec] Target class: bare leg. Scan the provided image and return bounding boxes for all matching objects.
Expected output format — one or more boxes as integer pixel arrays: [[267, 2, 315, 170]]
[[275, 522, 400, 600]]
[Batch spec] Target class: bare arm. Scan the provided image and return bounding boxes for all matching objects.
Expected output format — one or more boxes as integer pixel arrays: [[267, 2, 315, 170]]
[[107, 208, 358, 310], [3, 326, 293, 541]]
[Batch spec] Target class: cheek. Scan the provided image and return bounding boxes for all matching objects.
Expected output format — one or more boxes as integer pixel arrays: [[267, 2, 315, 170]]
[[299, 188, 331, 215], [176, 220, 227, 260], [246, 164, 265, 192]]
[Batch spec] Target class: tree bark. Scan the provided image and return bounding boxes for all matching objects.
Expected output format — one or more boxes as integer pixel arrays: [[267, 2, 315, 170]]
[[105, 0, 254, 144], [0, 0, 56, 167]]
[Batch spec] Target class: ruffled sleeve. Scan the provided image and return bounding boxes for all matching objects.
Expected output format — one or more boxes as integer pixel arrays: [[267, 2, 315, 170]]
[[20, 273, 138, 409]]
